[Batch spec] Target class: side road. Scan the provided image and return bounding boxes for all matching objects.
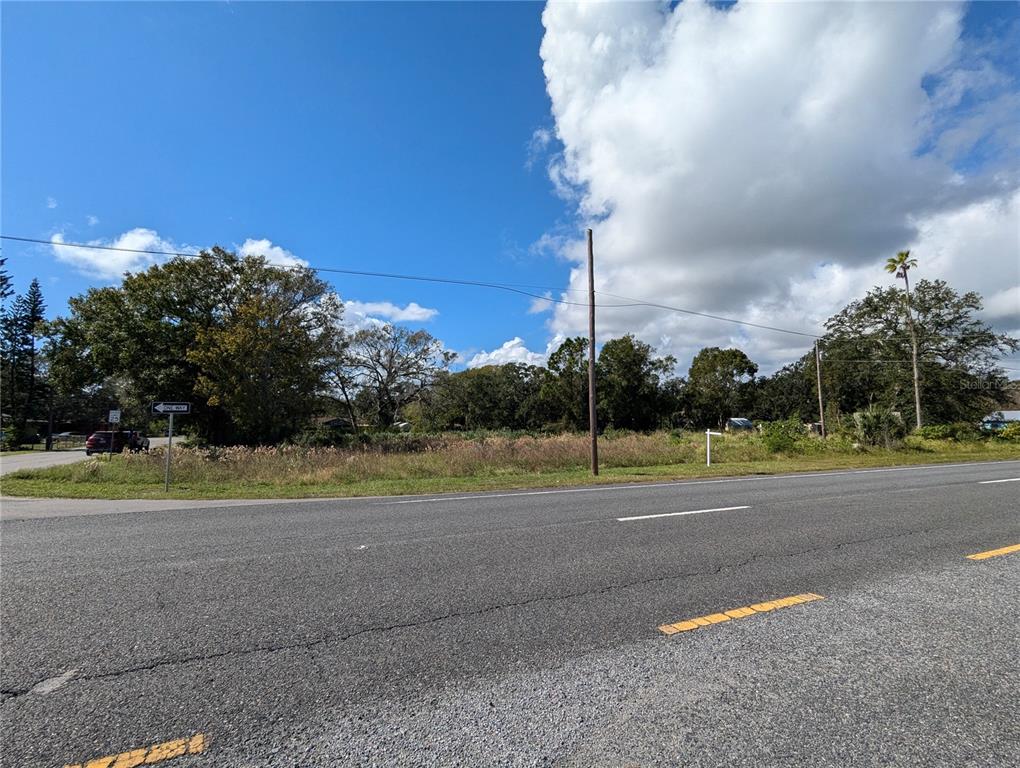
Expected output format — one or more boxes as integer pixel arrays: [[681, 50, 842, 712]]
[[0, 438, 171, 477], [0, 449, 89, 476]]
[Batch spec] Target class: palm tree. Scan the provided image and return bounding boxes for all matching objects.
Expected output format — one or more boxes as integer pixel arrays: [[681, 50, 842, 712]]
[[884, 250, 922, 428]]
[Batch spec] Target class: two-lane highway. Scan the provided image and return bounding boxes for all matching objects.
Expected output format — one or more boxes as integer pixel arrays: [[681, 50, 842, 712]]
[[1, 460, 1018, 767]]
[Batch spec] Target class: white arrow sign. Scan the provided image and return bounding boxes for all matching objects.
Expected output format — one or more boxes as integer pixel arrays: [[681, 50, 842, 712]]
[[152, 402, 191, 414]]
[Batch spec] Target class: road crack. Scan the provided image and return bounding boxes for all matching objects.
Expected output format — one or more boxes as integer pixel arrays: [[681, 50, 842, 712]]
[[0, 523, 957, 703]]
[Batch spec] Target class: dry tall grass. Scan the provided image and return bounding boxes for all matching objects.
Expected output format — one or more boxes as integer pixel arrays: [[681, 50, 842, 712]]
[[115, 431, 773, 486], [10, 429, 1015, 499]]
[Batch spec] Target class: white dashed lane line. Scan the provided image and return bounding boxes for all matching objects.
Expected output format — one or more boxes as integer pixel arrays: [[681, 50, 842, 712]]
[[617, 505, 750, 522]]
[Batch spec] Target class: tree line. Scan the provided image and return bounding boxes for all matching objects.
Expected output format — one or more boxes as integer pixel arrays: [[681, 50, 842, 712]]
[[1, 249, 1016, 447]]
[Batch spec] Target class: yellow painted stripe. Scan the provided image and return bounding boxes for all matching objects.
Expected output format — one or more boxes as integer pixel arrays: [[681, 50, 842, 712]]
[[966, 543, 1020, 561], [658, 593, 824, 635], [64, 733, 206, 768]]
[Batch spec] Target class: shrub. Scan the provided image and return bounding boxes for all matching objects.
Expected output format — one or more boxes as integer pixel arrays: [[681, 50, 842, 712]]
[[948, 421, 982, 441], [914, 424, 954, 440], [996, 422, 1020, 442], [758, 418, 804, 454], [914, 422, 982, 441], [852, 407, 906, 448]]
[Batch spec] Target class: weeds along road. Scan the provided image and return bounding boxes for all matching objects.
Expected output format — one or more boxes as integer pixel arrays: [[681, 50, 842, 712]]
[[1, 460, 1018, 767]]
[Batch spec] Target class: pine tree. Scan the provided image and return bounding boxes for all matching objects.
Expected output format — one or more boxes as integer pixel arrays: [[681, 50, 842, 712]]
[[0, 257, 13, 303], [1, 279, 46, 438]]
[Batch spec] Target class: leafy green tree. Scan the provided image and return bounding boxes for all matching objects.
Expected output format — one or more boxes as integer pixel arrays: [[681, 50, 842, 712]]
[[343, 324, 454, 428], [751, 358, 816, 423], [423, 363, 546, 431], [657, 376, 690, 427], [686, 347, 758, 427], [187, 266, 342, 444], [541, 337, 589, 430], [596, 334, 675, 430], [823, 279, 1016, 424], [48, 249, 341, 443]]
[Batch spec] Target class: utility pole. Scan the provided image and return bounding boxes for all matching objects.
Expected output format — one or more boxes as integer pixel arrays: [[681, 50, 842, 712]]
[[902, 270, 922, 429], [587, 228, 598, 476], [814, 340, 826, 438]]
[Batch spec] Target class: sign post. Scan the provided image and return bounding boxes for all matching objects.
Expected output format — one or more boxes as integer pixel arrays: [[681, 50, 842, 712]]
[[108, 409, 121, 461], [164, 414, 174, 491], [152, 402, 191, 492], [706, 430, 722, 466]]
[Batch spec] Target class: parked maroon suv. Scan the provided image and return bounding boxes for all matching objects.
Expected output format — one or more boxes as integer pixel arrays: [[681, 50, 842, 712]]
[[85, 431, 129, 455], [85, 430, 150, 455]]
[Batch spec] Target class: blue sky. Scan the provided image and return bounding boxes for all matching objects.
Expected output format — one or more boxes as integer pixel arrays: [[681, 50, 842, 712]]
[[3, 1, 1018, 372], [2, 0, 565, 363]]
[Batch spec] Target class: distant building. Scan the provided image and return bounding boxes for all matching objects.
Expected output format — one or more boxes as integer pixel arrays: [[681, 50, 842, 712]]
[[981, 410, 1020, 431], [725, 417, 755, 432]]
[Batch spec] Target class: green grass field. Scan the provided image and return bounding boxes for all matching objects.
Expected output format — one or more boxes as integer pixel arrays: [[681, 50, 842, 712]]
[[3, 431, 1017, 500]]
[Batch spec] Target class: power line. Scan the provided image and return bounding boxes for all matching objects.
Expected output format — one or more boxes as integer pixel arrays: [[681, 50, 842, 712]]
[[5, 233, 1019, 373], [594, 288, 822, 339], [1, 234, 598, 308], [0, 235, 834, 330]]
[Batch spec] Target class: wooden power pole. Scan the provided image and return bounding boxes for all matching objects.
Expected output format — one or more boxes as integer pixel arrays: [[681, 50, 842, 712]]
[[587, 228, 599, 476], [814, 340, 826, 438]]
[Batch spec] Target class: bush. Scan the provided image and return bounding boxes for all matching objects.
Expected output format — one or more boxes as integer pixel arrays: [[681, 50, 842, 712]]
[[914, 424, 954, 440], [1, 425, 30, 451], [852, 407, 906, 448], [996, 422, 1020, 442], [914, 422, 982, 441], [758, 418, 804, 454]]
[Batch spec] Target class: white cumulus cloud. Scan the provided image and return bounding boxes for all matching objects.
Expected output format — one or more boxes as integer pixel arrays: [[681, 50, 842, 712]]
[[467, 337, 554, 368], [343, 300, 439, 323], [50, 228, 187, 280], [50, 231, 314, 281], [237, 238, 309, 268], [538, 0, 1020, 373]]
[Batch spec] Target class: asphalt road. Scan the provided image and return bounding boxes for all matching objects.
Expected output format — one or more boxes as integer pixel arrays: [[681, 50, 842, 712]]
[[2, 460, 1018, 767]]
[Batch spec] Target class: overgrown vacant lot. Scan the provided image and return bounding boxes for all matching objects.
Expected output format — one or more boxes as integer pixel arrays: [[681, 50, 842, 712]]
[[4, 431, 1018, 499]]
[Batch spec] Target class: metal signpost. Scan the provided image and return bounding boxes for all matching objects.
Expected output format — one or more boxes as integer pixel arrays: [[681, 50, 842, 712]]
[[705, 430, 722, 466], [152, 402, 191, 491], [108, 409, 121, 460]]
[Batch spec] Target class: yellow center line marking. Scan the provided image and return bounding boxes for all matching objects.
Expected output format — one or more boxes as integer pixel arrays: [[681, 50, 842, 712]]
[[658, 593, 824, 635], [64, 733, 206, 768], [966, 543, 1020, 561]]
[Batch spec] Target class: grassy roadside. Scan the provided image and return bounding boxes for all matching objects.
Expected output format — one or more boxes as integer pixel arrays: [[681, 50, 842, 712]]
[[3, 435, 1017, 500]]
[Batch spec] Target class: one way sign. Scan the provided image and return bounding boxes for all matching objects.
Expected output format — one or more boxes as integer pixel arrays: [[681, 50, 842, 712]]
[[152, 402, 191, 414]]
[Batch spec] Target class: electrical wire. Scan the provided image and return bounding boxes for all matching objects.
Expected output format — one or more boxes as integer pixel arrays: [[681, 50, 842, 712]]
[[594, 288, 823, 339], [4, 233, 1018, 373], [1, 234, 601, 308]]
